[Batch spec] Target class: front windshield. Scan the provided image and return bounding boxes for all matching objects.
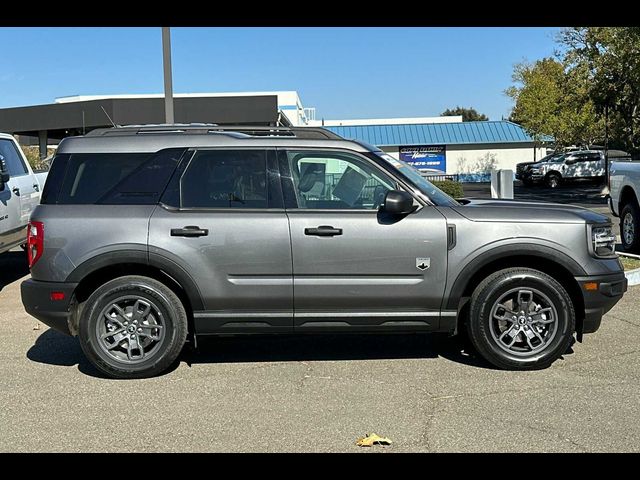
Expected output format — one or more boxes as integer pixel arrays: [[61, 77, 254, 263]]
[[374, 152, 459, 207], [546, 154, 565, 163]]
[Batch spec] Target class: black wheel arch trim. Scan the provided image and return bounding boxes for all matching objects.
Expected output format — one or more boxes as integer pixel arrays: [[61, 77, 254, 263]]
[[65, 249, 205, 311], [445, 243, 587, 310]]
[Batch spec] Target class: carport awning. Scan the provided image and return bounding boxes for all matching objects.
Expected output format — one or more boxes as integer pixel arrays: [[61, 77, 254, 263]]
[[0, 95, 280, 139]]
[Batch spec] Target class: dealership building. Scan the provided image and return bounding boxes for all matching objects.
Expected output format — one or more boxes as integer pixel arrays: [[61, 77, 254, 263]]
[[0, 90, 547, 181], [322, 119, 547, 181]]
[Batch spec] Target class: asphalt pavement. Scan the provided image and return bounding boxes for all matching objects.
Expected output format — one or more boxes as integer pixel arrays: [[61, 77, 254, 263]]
[[1, 245, 639, 452]]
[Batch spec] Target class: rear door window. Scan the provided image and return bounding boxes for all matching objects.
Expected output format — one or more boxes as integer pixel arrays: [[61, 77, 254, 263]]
[[179, 150, 269, 209]]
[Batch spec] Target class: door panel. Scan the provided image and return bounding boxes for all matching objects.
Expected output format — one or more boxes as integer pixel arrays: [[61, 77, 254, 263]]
[[588, 153, 605, 177], [0, 138, 31, 250], [287, 208, 448, 330], [149, 208, 293, 332], [149, 148, 293, 333], [279, 148, 449, 331], [0, 180, 23, 251], [11, 174, 39, 225]]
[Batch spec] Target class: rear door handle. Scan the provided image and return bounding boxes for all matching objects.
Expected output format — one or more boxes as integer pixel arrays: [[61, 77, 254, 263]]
[[304, 225, 343, 237], [170, 226, 209, 237]]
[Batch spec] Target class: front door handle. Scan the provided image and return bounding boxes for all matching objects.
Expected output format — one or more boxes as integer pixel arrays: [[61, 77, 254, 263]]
[[33, 184, 39, 192], [170, 226, 209, 237], [304, 225, 343, 237], [12, 187, 19, 196]]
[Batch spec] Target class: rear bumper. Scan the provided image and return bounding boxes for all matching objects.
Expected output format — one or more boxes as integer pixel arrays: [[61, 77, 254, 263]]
[[21, 279, 77, 336], [575, 272, 627, 334]]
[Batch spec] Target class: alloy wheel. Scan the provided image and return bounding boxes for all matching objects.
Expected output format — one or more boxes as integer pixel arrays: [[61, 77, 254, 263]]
[[96, 296, 166, 364], [489, 287, 559, 357], [623, 212, 635, 246]]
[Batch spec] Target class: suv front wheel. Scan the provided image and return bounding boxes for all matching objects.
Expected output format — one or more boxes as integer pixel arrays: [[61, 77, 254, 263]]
[[467, 267, 575, 370], [78, 275, 188, 379], [545, 172, 562, 189]]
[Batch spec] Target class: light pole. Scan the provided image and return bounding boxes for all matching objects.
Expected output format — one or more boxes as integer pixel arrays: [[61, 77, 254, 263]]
[[162, 27, 174, 124]]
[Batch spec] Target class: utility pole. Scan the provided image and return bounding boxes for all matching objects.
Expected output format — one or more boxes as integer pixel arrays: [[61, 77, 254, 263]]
[[604, 102, 610, 191], [162, 27, 175, 124]]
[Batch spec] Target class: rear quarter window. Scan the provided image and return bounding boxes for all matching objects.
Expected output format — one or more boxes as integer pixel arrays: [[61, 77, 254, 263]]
[[47, 149, 185, 205]]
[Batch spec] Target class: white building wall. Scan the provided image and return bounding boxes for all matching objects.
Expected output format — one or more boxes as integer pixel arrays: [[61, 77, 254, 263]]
[[381, 143, 547, 176]]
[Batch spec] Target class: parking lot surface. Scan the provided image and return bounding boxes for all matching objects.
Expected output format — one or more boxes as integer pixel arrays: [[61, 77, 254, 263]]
[[1, 246, 639, 452]]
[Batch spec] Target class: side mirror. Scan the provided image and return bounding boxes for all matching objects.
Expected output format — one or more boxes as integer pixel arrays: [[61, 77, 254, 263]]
[[382, 190, 415, 215], [0, 158, 9, 191]]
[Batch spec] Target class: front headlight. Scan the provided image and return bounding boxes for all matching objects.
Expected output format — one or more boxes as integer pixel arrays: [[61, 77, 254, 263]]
[[590, 224, 617, 257]]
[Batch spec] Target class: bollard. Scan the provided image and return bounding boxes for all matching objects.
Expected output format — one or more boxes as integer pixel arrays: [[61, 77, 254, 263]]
[[499, 169, 514, 199], [490, 169, 514, 199], [490, 170, 499, 198]]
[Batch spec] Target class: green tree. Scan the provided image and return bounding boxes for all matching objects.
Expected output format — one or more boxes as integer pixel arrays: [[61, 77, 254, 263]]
[[441, 106, 489, 122], [506, 57, 603, 149], [558, 27, 640, 152]]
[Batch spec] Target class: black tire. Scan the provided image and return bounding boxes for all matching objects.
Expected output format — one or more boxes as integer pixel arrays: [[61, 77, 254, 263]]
[[78, 275, 188, 379], [545, 172, 562, 189], [467, 267, 575, 370], [621, 202, 640, 253]]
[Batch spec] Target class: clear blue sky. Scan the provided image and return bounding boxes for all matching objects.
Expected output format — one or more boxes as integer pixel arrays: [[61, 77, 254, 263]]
[[0, 27, 561, 121]]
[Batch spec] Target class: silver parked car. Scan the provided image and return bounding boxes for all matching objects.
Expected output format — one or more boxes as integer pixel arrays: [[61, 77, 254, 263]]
[[21, 125, 626, 378]]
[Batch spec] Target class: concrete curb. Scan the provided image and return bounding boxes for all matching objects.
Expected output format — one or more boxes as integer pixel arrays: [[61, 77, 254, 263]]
[[617, 251, 640, 286], [625, 268, 640, 286]]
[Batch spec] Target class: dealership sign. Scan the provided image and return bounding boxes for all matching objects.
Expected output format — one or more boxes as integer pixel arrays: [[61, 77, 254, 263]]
[[399, 145, 446, 172]]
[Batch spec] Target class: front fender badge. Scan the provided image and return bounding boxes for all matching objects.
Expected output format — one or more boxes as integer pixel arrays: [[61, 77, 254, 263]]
[[416, 257, 430, 270]]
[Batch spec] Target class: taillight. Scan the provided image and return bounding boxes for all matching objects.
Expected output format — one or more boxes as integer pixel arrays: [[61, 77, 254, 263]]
[[26, 221, 44, 268]]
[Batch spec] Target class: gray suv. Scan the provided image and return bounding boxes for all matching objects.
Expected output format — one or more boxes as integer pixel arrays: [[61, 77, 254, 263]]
[[20, 125, 627, 378]]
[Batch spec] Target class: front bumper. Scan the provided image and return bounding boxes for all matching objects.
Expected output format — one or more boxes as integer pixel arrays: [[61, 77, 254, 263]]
[[520, 171, 544, 183], [21, 279, 77, 336], [575, 272, 627, 334], [607, 194, 619, 217]]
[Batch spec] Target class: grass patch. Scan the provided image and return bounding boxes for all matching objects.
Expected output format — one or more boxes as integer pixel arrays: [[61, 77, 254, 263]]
[[619, 255, 640, 271]]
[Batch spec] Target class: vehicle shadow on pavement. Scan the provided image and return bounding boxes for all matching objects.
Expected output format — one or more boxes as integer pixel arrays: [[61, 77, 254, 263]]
[[25, 328, 181, 379], [26, 329, 497, 377], [182, 333, 495, 370], [0, 251, 29, 292]]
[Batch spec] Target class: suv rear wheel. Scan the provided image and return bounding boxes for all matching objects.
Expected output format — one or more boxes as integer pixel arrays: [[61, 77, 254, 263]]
[[621, 202, 640, 253], [78, 275, 188, 379], [467, 267, 575, 370]]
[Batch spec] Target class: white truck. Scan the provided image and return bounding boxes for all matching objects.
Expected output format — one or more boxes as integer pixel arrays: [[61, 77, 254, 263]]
[[608, 156, 640, 252], [0, 133, 48, 255], [518, 150, 606, 188]]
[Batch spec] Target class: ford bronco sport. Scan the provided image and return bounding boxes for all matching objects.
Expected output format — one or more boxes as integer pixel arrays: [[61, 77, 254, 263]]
[[20, 125, 627, 378]]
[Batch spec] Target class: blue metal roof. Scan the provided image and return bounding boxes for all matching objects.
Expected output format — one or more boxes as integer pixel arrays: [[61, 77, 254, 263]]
[[324, 121, 545, 146]]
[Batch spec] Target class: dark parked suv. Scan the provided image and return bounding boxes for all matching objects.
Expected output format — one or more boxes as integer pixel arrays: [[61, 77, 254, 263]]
[[21, 125, 627, 378]]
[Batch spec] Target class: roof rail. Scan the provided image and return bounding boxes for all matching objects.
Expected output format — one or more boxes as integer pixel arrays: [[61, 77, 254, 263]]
[[85, 124, 344, 140]]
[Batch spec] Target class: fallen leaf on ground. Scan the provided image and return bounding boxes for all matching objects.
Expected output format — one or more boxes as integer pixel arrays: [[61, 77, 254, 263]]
[[356, 433, 392, 447]]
